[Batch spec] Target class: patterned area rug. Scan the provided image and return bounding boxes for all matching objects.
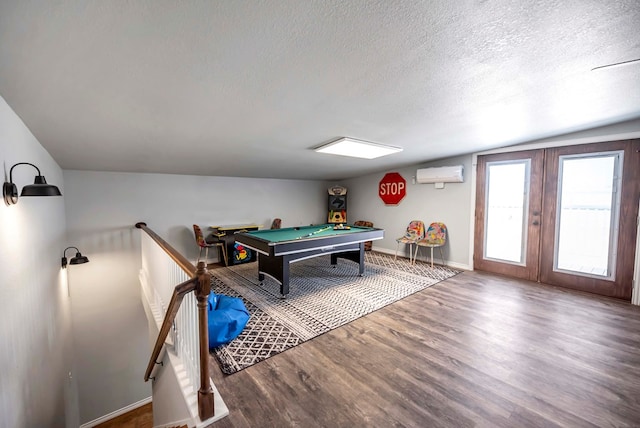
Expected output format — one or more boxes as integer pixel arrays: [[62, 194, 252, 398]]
[[209, 251, 460, 374]]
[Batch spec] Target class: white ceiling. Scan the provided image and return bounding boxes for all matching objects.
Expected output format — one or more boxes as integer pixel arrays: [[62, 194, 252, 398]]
[[1, 1, 639, 180]]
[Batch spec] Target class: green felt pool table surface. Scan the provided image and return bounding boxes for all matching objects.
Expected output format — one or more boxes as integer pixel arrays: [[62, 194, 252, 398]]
[[246, 224, 372, 242], [234, 224, 384, 297]]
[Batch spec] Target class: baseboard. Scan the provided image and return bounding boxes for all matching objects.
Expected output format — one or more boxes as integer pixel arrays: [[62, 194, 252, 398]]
[[80, 396, 152, 428], [371, 246, 407, 259], [371, 246, 471, 271]]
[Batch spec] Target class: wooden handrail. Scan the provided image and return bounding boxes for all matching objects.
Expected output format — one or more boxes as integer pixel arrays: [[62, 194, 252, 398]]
[[137, 222, 215, 421], [136, 222, 196, 276], [143, 276, 197, 381]]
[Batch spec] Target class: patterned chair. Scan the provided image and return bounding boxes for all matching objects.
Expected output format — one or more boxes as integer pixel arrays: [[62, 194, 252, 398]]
[[415, 222, 447, 268], [395, 220, 425, 263], [354, 220, 374, 251], [193, 224, 228, 267]]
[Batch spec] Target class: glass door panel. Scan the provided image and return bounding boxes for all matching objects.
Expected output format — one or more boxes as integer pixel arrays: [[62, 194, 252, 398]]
[[485, 161, 529, 264], [555, 153, 621, 278]]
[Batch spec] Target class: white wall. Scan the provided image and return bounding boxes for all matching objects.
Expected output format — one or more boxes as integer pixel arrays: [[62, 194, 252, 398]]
[[0, 96, 78, 427], [344, 155, 474, 269], [62, 170, 328, 424]]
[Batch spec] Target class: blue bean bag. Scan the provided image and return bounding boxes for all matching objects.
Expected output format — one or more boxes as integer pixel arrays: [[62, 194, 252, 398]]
[[207, 292, 250, 349]]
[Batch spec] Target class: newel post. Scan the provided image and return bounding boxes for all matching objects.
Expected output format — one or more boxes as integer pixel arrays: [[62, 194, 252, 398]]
[[195, 261, 215, 420]]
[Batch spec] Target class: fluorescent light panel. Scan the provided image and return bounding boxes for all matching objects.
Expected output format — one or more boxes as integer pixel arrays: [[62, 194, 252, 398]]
[[315, 138, 402, 159]]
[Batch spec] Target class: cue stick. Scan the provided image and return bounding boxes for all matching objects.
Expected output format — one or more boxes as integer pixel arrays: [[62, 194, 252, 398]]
[[307, 226, 332, 236], [297, 225, 333, 239]]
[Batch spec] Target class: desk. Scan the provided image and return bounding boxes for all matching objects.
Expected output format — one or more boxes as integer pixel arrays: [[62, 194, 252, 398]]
[[211, 224, 261, 233], [234, 224, 384, 297], [210, 224, 261, 265]]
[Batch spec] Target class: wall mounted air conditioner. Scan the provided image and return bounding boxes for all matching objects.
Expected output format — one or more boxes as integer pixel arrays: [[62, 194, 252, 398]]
[[416, 165, 464, 185]]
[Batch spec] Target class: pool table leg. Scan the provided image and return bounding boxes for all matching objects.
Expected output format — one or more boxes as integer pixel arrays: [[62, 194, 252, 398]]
[[330, 243, 366, 276], [257, 254, 290, 298], [280, 260, 290, 298]]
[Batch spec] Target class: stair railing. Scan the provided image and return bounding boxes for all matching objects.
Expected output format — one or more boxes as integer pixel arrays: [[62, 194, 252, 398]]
[[135, 222, 214, 421]]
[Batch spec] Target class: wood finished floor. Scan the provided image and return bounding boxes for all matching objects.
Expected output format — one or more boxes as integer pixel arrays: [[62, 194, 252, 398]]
[[203, 268, 640, 428], [94, 402, 152, 428]]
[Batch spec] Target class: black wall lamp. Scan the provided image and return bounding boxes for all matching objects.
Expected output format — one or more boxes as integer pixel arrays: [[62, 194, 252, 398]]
[[3, 162, 62, 205], [62, 247, 90, 268]]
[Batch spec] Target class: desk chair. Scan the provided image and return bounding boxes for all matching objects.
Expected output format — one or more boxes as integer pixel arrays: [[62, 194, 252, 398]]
[[193, 224, 227, 267]]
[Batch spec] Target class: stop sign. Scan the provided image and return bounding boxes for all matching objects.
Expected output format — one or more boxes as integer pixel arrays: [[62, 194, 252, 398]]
[[379, 172, 406, 205]]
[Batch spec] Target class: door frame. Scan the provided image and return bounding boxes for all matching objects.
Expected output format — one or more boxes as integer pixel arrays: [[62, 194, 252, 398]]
[[473, 150, 544, 281], [469, 137, 640, 301], [538, 140, 639, 299]]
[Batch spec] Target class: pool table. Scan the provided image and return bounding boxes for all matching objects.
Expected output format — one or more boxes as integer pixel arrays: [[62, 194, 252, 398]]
[[234, 224, 384, 297]]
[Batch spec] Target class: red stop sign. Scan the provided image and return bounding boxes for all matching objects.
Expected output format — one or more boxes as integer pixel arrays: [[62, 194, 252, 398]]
[[379, 172, 406, 205]]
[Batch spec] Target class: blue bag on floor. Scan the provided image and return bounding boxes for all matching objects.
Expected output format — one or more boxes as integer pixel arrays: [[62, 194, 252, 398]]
[[207, 292, 250, 349]]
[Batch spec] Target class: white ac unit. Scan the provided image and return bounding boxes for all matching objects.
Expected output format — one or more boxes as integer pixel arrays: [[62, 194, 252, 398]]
[[416, 165, 464, 184]]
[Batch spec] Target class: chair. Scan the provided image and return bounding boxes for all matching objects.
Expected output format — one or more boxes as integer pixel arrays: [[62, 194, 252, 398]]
[[415, 222, 447, 268], [354, 220, 374, 251], [193, 224, 228, 267], [270, 218, 282, 229], [395, 220, 425, 263]]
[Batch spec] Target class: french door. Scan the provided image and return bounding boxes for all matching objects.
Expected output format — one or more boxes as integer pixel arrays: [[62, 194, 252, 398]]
[[474, 140, 640, 299]]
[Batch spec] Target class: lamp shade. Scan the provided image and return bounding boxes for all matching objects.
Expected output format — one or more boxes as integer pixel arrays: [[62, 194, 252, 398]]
[[62, 247, 90, 268], [21, 175, 62, 197], [70, 252, 90, 265]]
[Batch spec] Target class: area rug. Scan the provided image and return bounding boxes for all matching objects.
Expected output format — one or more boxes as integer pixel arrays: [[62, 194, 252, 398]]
[[209, 252, 460, 374]]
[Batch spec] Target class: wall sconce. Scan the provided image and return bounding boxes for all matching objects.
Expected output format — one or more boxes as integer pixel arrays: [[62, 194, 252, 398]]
[[62, 247, 90, 268], [3, 162, 62, 205]]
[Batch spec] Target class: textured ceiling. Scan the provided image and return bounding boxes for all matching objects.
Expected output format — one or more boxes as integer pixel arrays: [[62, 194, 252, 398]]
[[1, 0, 639, 180]]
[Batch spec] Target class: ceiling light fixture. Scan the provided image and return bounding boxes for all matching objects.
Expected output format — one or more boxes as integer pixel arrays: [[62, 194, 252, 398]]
[[314, 138, 403, 159], [3, 162, 62, 205]]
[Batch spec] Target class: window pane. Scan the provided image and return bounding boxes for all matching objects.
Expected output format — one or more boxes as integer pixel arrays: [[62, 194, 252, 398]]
[[485, 162, 528, 263], [556, 155, 616, 276]]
